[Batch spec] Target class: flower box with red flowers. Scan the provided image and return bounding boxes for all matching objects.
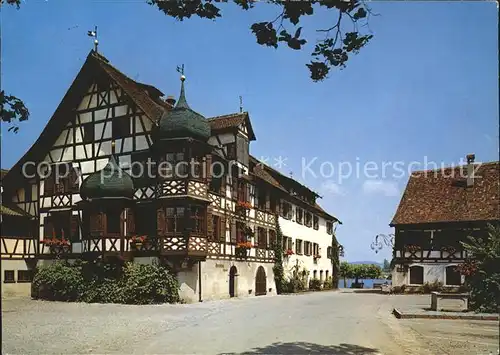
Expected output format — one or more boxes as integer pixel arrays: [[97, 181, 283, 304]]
[[404, 244, 421, 253], [130, 235, 148, 250], [284, 249, 294, 257], [235, 241, 252, 258], [236, 201, 252, 210], [313, 254, 321, 260], [42, 237, 70, 254]]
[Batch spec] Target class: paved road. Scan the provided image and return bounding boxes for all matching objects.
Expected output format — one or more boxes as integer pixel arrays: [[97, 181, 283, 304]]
[[2, 291, 498, 354]]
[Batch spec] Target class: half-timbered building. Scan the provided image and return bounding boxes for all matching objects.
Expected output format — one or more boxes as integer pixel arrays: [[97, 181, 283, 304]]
[[0, 50, 340, 302], [390, 154, 499, 288]]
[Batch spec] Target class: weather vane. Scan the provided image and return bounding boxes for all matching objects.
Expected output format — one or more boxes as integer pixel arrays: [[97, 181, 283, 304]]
[[239, 96, 243, 113], [87, 26, 98, 52], [176, 64, 185, 79]]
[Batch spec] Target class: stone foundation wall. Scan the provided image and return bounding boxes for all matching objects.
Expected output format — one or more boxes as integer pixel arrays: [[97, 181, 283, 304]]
[[178, 259, 276, 303]]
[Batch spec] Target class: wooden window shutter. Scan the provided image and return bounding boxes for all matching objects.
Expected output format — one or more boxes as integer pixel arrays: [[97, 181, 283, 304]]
[[90, 212, 105, 236], [43, 216, 54, 238], [70, 215, 79, 242], [205, 155, 212, 182], [127, 208, 136, 236], [265, 192, 270, 211], [230, 220, 237, 244], [219, 215, 226, 243], [157, 208, 166, 235], [206, 206, 213, 240]]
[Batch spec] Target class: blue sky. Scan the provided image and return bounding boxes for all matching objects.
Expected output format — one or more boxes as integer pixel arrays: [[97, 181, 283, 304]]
[[1, 1, 498, 262]]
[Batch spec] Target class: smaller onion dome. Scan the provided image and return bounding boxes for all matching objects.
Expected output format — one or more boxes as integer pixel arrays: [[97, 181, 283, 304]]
[[80, 155, 134, 200], [158, 74, 211, 141]]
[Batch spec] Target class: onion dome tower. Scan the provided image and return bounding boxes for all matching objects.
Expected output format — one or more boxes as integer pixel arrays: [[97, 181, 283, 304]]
[[156, 74, 211, 142]]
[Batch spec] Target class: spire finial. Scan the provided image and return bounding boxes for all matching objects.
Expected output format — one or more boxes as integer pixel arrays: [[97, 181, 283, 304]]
[[239, 96, 243, 113], [175, 64, 190, 109], [87, 25, 98, 52]]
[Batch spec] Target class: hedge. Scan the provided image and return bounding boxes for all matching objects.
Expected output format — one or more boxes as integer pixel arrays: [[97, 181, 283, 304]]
[[32, 260, 180, 304]]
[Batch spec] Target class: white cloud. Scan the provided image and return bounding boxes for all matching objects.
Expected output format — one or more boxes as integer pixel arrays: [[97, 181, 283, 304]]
[[321, 180, 346, 196], [362, 180, 399, 197]]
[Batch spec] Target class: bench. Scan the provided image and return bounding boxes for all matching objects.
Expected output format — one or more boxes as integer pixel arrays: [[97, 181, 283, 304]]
[[373, 283, 384, 289], [430, 291, 469, 312]]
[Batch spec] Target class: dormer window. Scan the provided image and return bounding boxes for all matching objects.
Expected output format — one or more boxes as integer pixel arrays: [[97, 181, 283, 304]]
[[226, 143, 236, 160], [236, 134, 249, 167]]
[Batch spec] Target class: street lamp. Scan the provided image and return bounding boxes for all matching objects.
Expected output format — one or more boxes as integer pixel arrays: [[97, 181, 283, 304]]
[[371, 233, 395, 254]]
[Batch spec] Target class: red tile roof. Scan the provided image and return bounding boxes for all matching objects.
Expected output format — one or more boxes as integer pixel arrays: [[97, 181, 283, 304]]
[[391, 161, 500, 226], [208, 112, 256, 140], [93, 52, 166, 122]]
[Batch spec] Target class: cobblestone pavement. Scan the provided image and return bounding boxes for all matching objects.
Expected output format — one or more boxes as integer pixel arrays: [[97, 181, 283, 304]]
[[2, 291, 499, 354]]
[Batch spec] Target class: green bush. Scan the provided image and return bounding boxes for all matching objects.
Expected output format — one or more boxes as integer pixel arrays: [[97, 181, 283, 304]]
[[423, 280, 443, 293], [309, 278, 322, 291], [32, 260, 179, 304], [32, 261, 85, 301], [284, 276, 307, 293], [120, 263, 180, 304], [323, 277, 333, 289]]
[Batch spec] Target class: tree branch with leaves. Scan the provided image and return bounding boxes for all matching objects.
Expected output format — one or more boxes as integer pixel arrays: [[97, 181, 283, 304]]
[[148, 0, 374, 81]]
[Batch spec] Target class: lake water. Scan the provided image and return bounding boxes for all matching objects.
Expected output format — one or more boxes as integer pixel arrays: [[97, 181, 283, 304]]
[[338, 279, 392, 289]]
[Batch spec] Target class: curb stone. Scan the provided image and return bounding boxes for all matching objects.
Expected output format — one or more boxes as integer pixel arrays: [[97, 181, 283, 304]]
[[393, 308, 499, 321]]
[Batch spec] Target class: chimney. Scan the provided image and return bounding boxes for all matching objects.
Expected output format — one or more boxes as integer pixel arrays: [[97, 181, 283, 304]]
[[166, 95, 176, 107], [466, 153, 475, 187]]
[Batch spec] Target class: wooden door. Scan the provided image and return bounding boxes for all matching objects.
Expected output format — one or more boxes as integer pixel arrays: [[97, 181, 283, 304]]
[[229, 266, 237, 298], [255, 266, 267, 296]]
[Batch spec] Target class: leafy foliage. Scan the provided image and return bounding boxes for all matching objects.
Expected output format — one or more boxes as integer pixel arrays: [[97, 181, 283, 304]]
[[1, 0, 21, 8], [331, 233, 341, 288], [284, 262, 308, 293], [32, 261, 85, 301], [323, 277, 334, 290], [382, 259, 391, 272], [460, 224, 500, 313], [32, 260, 180, 304], [272, 217, 287, 294], [339, 262, 382, 284], [148, 0, 374, 81], [309, 278, 322, 291], [0, 91, 30, 133]]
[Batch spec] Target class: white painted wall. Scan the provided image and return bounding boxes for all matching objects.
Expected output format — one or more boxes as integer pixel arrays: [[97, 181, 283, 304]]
[[392, 262, 465, 286], [178, 259, 276, 303], [279, 211, 333, 284], [1, 259, 33, 298]]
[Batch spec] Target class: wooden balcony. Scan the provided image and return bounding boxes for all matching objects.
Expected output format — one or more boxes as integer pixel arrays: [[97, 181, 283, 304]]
[[159, 234, 207, 260], [157, 179, 209, 201], [82, 236, 132, 256]]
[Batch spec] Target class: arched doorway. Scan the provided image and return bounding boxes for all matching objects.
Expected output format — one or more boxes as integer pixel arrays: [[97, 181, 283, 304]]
[[229, 266, 238, 297], [255, 266, 267, 296]]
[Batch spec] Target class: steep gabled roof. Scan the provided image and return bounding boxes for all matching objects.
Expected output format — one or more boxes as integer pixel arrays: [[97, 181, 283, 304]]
[[391, 161, 500, 226], [208, 112, 256, 141], [2, 50, 166, 190]]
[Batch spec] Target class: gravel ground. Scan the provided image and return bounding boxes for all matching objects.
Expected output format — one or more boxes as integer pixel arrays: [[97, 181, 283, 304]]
[[2, 291, 498, 354]]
